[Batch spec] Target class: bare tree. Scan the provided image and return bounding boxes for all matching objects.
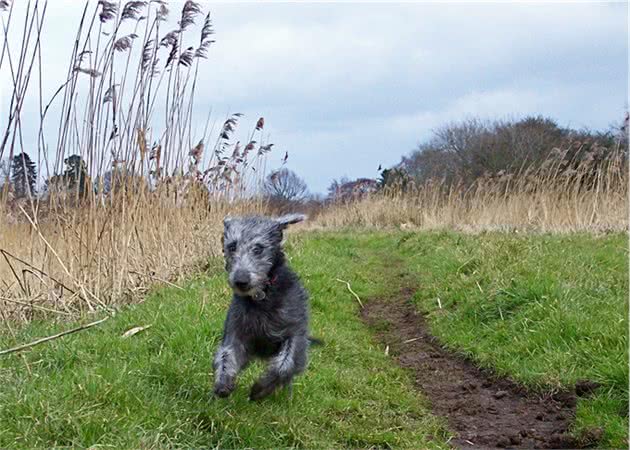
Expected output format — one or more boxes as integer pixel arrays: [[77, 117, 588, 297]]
[[264, 168, 308, 202], [398, 116, 600, 185], [0, 158, 9, 187]]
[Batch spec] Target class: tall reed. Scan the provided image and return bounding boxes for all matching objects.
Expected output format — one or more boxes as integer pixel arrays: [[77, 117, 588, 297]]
[[314, 143, 628, 233], [0, 1, 271, 324]]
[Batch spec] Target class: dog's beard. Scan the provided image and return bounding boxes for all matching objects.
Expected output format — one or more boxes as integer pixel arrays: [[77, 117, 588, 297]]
[[231, 285, 266, 301], [228, 269, 269, 300]]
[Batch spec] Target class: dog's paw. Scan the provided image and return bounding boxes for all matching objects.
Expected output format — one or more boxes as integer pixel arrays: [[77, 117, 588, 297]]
[[249, 381, 273, 401], [213, 382, 235, 398]]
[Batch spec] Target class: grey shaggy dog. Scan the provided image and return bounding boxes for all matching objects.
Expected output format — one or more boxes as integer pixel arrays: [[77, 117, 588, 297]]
[[213, 213, 319, 401]]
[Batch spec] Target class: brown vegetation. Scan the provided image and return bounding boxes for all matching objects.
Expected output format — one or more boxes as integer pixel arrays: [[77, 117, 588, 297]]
[[0, 1, 267, 323], [314, 145, 627, 233]]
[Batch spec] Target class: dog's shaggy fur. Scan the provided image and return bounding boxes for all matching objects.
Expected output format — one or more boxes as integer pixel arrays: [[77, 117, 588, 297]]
[[212, 214, 317, 400]]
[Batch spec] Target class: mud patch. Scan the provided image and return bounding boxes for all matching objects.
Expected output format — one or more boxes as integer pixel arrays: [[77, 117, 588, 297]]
[[362, 290, 582, 449]]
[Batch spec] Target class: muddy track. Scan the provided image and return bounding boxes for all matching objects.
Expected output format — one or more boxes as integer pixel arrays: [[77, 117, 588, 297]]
[[361, 287, 585, 449]]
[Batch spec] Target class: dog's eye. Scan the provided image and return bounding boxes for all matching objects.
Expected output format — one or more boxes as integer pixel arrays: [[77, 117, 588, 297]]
[[226, 241, 237, 252], [252, 244, 264, 255]]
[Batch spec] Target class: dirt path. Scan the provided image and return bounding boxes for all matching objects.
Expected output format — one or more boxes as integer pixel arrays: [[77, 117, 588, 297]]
[[361, 287, 582, 449]]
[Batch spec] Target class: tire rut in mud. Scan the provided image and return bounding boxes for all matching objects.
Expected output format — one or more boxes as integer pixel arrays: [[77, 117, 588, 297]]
[[361, 288, 583, 449]]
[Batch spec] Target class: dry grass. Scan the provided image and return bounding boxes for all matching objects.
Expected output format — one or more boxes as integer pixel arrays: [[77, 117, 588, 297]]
[[314, 149, 627, 233], [0, 1, 270, 323], [0, 191, 264, 322]]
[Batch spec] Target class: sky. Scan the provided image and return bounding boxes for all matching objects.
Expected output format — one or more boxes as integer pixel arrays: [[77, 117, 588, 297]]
[[0, 1, 628, 193]]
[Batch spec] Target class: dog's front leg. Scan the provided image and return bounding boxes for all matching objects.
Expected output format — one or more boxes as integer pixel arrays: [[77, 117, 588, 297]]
[[249, 335, 308, 401], [213, 339, 247, 398]]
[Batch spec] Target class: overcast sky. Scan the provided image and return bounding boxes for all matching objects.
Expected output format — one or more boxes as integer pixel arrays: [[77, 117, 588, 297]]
[[1, 1, 627, 193]]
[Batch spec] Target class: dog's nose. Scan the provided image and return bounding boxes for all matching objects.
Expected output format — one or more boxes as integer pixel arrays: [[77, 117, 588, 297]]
[[233, 271, 251, 291]]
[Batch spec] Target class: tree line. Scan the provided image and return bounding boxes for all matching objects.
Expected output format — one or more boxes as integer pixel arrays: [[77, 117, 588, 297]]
[[0, 153, 93, 200], [398, 115, 626, 186], [3, 115, 626, 205]]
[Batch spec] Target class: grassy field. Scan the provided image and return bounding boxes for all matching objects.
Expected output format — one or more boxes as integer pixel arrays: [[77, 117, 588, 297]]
[[368, 231, 629, 448], [0, 231, 627, 448], [0, 233, 449, 448]]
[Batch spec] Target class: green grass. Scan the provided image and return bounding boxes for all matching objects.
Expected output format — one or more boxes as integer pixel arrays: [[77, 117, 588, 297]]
[[0, 234, 448, 449], [0, 231, 627, 448], [371, 230, 628, 448]]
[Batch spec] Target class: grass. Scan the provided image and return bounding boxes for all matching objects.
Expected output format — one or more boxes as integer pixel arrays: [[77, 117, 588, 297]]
[[0, 196, 263, 321], [0, 232, 449, 449], [314, 151, 627, 234], [370, 230, 628, 448], [0, 230, 626, 448], [315, 141, 627, 234]]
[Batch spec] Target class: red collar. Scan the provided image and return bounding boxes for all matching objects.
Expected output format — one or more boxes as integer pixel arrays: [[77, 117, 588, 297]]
[[266, 274, 278, 286]]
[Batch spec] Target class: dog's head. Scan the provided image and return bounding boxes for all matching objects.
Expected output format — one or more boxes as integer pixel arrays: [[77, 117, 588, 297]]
[[222, 214, 306, 298]]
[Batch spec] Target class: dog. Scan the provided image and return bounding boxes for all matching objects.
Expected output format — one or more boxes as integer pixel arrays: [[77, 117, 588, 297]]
[[212, 213, 319, 401]]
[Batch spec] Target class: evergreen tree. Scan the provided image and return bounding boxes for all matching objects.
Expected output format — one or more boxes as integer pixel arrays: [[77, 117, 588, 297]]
[[11, 153, 37, 198], [63, 155, 90, 197], [378, 167, 410, 191]]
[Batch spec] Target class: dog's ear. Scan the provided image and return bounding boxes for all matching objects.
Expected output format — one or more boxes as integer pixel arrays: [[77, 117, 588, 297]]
[[223, 216, 233, 231], [275, 213, 307, 230]]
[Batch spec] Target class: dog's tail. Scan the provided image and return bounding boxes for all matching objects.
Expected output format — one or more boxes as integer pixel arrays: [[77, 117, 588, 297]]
[[308, 336, 324, 347]]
